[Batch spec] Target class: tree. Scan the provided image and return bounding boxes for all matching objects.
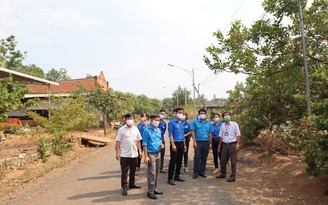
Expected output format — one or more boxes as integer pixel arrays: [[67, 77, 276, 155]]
[[46, 68, 71, 81], [171, 85, 192, 107], [0, 76, 29, 121], [86, 84, 119, 135], [203, 0, 327, 175], [0, 35, 26, 70]]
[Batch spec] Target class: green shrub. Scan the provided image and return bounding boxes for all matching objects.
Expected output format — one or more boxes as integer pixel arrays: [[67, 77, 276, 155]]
[[38, 136, 51, 162]]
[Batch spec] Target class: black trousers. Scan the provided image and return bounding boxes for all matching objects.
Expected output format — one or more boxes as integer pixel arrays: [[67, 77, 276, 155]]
[[137, 140, 143, 168], [183, 135, 191, 167], [212, 139, 221, 168], [168, 141, 184, 180], [220, 142, 237, 177], [120, 157, 137, 189], [160, 141, 165, 170]]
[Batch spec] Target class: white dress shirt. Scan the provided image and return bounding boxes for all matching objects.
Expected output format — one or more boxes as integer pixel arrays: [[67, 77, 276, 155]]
[[219, 121, 241, 143], [116, 125, 142, 158]]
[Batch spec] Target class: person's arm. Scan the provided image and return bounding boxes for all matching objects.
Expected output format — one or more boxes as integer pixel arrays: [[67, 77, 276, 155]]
[[168, 121, 177, 152], [235, 122, 241, 152], [218, 137, 222, 153], [191, 122, 197, 149], [209, 132, 212, 150], [143, 146, 148, 164], [115, 141, 120, 160]]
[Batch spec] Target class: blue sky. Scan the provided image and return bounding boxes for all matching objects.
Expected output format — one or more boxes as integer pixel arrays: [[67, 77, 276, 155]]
[[0, 0, 265, 100]]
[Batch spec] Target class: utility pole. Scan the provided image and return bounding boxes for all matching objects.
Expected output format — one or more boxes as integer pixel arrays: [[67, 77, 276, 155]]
[[298, 1, 312, 116]]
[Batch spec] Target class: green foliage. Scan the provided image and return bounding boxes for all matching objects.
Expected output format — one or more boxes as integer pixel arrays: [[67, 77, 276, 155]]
[[204, 0, 327, 175], [0, 35, 26, 70], [46, 68, 71, 81], [38, 136, 51, 162], [0, 76, 29, 121]]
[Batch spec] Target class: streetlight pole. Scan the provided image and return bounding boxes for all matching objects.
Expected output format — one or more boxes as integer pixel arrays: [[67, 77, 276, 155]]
[[298, 1, 312, 116], [168, 64, 197, 118]]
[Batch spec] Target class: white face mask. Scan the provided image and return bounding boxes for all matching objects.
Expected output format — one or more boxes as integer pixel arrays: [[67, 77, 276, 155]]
[[152, 120, 160, 127], [181, 116, 186, 121], [140, 117, 146, 121], [214, 117, 220, 122], [199, 114, 206, 119], [176, 113, 184, 120], [126, 119, 134, 126], [159, 114, 166, 119]]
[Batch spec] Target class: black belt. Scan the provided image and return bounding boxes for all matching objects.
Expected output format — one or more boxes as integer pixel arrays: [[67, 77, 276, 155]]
[[196, 140, 209, 142], [222, 141, 237, 145], [213, 139, 220, 142]]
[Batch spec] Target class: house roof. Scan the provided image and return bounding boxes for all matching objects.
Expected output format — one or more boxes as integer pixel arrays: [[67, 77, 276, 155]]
[[0, 67, 59, 86], [25, 71, 109, 94]]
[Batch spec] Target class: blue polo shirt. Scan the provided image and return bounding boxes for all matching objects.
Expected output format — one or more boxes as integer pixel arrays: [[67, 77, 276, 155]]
[[168, 118, 185, 142], [183, 120, 191, 135], [158, 120, 166, 142], [212, 121, 223, 140], [142, 125, 162, 153], [191, 119, 214, 141], [137, 121, 149, 138]]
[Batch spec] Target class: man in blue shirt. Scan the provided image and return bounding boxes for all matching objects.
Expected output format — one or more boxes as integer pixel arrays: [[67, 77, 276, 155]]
[[137, 113, 149, 171], [191, 108, 213, 179], [167, 107, 186, 185], [158, 109, 167, 173], [143, 114, 164, 200]]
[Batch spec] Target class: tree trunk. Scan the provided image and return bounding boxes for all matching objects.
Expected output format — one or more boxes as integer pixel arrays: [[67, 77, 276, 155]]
[[103, 113, 107, 136]]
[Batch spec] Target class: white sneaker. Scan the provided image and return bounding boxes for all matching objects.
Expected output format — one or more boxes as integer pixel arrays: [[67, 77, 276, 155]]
[[184, 167, 189, 173]]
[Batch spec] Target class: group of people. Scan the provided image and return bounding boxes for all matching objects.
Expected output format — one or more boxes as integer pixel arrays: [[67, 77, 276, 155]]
[[115, 108, 241, 200]]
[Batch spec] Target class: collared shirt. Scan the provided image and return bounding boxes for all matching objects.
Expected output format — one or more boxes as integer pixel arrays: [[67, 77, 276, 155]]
[[116, 125, 142, 158], [158, 120, 166, 142], [142, 125, 162, 153], [219, 121, 241, 143], [137, 121, 149, 139], [191, 119, 214, 141], [212, 121, 223, 140], [168, 118, 185, 142], [183, 120, 191, 135]]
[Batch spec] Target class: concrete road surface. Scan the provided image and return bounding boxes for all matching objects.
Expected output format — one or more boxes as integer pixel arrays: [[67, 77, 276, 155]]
[[4, 142, 239, 205]]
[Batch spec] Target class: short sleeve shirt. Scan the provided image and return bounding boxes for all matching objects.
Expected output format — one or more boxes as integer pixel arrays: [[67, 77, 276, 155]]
[[158, 120, 167, 142], [168, 118, 185, 142], [116, 125, 142, 158], [212, 122, 223, 140], [190, 119, 213, 141], [219, 121, 241, 143], [142, 125, 162, 153]]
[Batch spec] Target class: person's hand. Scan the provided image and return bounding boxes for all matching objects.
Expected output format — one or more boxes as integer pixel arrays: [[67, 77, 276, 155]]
[[193, 142, 197, 149], [184, 146, 187, 153], [172, 144, 177, 152], [160, 143, 165, 150], [140, 152, 143, 158], [218, 145, 221, 153], [235, 145, 240, 152], [144, 156, 149, 164], [209, 143, 212, 150], [116, 153, 120, 160]]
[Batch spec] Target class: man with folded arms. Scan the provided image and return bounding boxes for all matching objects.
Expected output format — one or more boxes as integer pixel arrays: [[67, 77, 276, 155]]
[[115, 113, 142, 196], [143, 114, 164, 200], [216, 111, 241, 182]]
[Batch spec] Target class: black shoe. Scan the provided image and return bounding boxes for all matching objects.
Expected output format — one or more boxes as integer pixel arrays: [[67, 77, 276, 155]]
[[193, 173, 199, 179], [154, 190, 163, 195], [216, 174, 226, 179], [167, 179, 176, 185], [199, 173, 207, 178], [129, 184, 141, 189], [160, 169, 166, 173], [147, 192, 158, 200], [122, 188, 128, 196], [174, 177, 185, 182], [227, 176, 236, 182]]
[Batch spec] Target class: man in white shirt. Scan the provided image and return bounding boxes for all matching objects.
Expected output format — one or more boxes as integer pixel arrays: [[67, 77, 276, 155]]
[[216, 111, 241, 182], [116, 113, 143, 196]]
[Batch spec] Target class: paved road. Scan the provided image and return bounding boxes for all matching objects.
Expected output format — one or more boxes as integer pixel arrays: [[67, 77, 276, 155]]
[[4, 141, 241, 205]]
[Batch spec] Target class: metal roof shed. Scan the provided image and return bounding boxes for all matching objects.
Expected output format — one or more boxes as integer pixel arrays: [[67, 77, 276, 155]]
[[0, 67, 59, 86]]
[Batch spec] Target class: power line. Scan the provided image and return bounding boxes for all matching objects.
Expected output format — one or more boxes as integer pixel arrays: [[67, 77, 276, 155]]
[[223, 0, 247, 33]]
